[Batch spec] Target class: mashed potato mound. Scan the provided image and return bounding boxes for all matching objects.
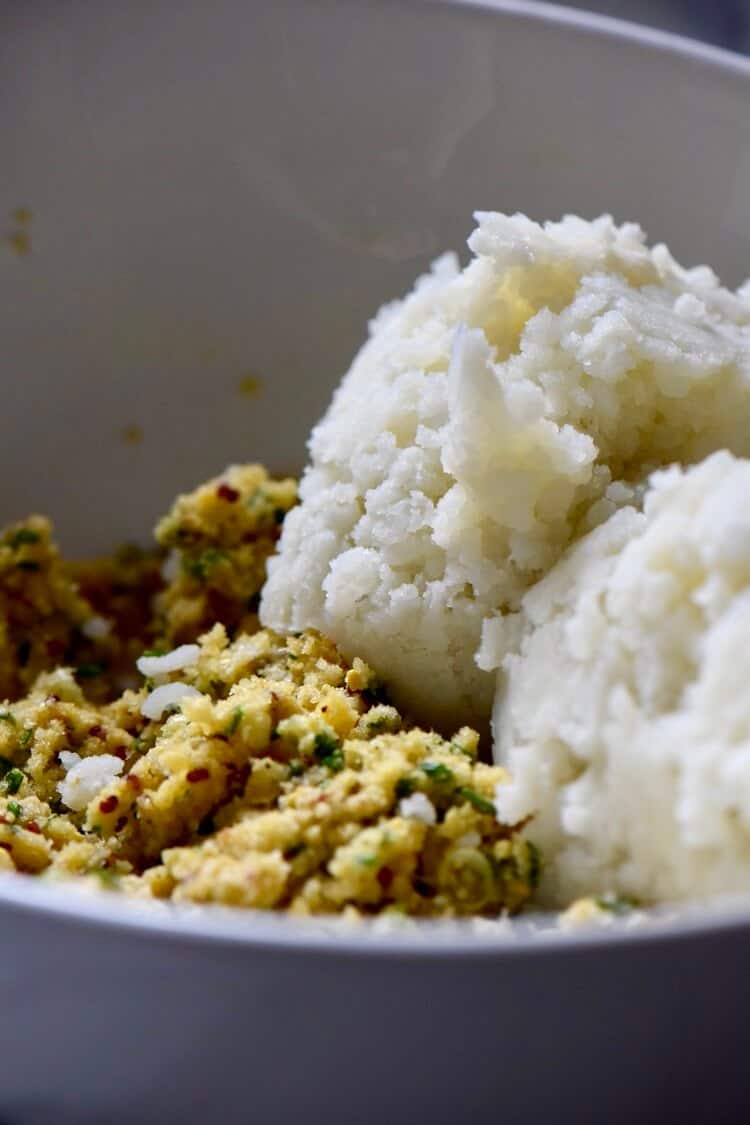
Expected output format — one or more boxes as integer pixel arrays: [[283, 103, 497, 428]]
[[488, 452, 750, 905], [261, 212, 750, 732]]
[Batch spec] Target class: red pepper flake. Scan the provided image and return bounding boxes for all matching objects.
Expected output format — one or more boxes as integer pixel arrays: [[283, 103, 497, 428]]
[[377, 866, 394, 890], [186, 767, 210, 783], [126, 774, 142, 792], [25, 820, 41, 835], [0, 842, 12, 852], [88, 724, 106, 739], [99, 794, 119, 814], [216, 483, 240, 503], [113, 746, 127, 761], [115, 816, 128, 832]]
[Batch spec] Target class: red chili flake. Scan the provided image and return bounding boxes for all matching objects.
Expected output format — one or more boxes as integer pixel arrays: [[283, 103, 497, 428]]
[[216, 483, 240, 503], [126, 774, 142, 792], [113, 746, 127, 761], [25, 820, 41, 835], [0, 842, 12, 853], [115, 816, 128, 833], [377, 867, 394, 890], [99, 794, 119, 814], [88, 725, 106, 739], [186, 767, 210, 783]]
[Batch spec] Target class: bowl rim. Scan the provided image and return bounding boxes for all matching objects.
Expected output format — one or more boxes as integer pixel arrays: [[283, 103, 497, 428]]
[[4, 871, 750, 958], [429, 0, 750, 76], [5, 0, 750, 955]]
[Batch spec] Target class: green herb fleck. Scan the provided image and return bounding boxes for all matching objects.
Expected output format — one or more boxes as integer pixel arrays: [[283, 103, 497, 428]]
[[525, 841, 543, 889], [356, 855, 378, 868], [18, 728, 33, 751], [0, 756, 13, 778], [140, 647, 165, 658], [288, 759, 304, 777], [595, 893, 637, 916], [183, 548, 229, 581], [93, 868, 120, 889], [225, 707, 243, 736], [455, 786, 495, 815], [5, 769, 24, 795], [420, 761, 455, 785], [313, 732, 344, 772], [395, 776, 416, 799], [7, 799, 22, 821], [0, 712, 16, 727], [449, 740, 476, 760], [6, 528, 41, 549], [75, 663, 105, 680]]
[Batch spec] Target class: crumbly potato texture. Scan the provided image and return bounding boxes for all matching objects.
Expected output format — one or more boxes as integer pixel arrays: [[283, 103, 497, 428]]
[[0, 466, 538, 918]]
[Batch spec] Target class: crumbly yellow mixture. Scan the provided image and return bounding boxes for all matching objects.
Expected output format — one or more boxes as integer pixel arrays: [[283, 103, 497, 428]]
[[0, 467, 539, 917]]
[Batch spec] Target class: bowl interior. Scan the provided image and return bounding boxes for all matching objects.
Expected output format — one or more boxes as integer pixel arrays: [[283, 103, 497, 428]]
[[3, 0, 750, 555]]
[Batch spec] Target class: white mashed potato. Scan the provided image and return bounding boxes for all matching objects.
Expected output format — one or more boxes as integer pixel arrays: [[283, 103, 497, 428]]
[[262, 212, 750, 731], [488, 452, 750, 904]]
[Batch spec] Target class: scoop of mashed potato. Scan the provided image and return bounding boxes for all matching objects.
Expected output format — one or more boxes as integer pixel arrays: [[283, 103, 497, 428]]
[[262, 212, 750, 731], [487, 452, 750, 905]]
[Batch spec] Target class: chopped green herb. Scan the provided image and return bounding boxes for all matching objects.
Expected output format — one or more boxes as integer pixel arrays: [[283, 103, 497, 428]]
[[183, 548, 229, 581], [75, 663, 105, 680], [313, 731, 340, 758], [140, 647, 165, 658], [366, 716, 388, 732], [5, 769, 24, 795], [7, 799, 21, 821], [525, 841, 543, 889], [449, 740, 476, 760], [15, 559, 40, 572], [395, 776, 416, 799], [18, 728, 33, 751], [356, 855, 378, 868], [0, 756, 13, 778], [225, 707, 243, 736], [455, 786, 495, 815], [595, 893, 636, 916], [93, 868, 120, 889], [420, 761, 455, 785], [6, 528, 41, 548], [0, 712, 16, 727], [288, 759, 304, 777], [313, 732, 344, 772]]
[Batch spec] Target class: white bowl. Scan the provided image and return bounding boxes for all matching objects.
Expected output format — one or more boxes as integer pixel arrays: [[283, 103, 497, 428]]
[[3, 2, 750, 1122]]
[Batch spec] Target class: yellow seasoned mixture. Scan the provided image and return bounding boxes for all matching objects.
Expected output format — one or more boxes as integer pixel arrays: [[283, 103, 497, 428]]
[[0, 466, 539, 917]]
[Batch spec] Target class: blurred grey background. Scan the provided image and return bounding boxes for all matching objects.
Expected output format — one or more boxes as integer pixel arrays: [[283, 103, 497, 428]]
[[551, 0, 750, 50]]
